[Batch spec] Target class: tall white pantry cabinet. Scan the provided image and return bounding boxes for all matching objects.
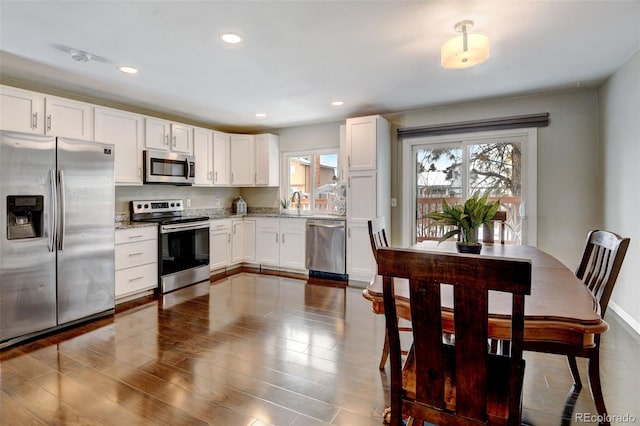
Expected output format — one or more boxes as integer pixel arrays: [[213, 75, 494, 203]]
[[344, 115, 391, 282]]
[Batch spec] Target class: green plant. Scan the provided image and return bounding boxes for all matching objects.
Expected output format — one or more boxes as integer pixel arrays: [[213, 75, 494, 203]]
[[426, 192, 501, 244], [279, 197, 290, 209]]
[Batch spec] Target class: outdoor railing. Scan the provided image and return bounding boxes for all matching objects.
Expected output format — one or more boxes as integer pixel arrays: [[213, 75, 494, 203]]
[[416, 196, 522, 243]]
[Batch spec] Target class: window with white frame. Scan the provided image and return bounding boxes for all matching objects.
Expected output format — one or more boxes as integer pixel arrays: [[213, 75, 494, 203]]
[[282, 150, 343, 213]]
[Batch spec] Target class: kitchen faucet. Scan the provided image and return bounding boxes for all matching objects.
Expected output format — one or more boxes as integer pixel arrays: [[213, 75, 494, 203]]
[[291, 191, 301, 215]]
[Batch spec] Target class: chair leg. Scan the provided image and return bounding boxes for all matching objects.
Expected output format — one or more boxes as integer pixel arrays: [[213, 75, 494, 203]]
[[566, 355, 583, 389], [587, 346, 609, 426], [379, 327, 389, 369]]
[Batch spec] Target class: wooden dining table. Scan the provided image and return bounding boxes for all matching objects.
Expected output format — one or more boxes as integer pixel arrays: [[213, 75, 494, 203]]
[[362, 241, 610, 421]]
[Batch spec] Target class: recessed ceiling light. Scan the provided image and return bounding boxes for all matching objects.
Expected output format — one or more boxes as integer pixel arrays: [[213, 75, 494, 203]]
[[118, 66, 138, 74], [220, 33, 243, 44], [256, 113, 267, 118], [331, 100, 344, 106]]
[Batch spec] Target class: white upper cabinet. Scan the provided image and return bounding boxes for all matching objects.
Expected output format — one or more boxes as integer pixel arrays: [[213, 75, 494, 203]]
[[144, 117, 192, 154], [229, 133, 279, 187], [346, 115, 380, 171], [193, 127, 213, 186], [213, 131, 230, 186], [94, 106, 144, 185], [45, 95, 94, 140], [230, 134, 255, 186], [0, 85, 44, 134], [1, 86, 93, 139], [254, 133, 279, 186]]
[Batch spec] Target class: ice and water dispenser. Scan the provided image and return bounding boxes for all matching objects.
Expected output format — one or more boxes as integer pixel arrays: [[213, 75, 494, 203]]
[[6, 195, 43, 240]]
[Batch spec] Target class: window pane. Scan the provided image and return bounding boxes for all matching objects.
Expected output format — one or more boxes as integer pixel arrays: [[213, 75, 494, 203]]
[[314, 154, 338, 211], [468, 142, 521, 197], [285, 151, 341, 213], [415, 146, 462, 242], [468, 141, 522, 244]]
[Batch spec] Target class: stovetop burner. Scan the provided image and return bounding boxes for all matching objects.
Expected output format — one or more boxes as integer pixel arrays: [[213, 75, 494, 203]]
[[129, 199, 209, 224]]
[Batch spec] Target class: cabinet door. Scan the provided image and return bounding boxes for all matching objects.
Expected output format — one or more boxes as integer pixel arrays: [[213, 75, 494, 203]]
[[171, 123, 192, 154], [210, 221, 231, 270], [145, 117, 170, 150], [45, 96, 93, 140], [346, 115, 377, 171], [94, 107, 143, 185], [256, 219, 280, 266], [254, 133, 279, 186], [279, 219, 306, 270], [193, 128, 213, 186], [346, 171, 377, 221], [213, 131, 230, 186], [231, 220, 244, 264], [0, 85, 45, 134], [242, 220, 256, 262], [346, 220, 376, 282], [230, 134, 255, 185]]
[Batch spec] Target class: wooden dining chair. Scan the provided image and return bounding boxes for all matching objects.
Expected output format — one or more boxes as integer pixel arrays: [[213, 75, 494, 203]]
[[378, 247, 532, 426], [483, 210, 508, 244], [367, 216, 412, 369], [525, 229, 629, 419]]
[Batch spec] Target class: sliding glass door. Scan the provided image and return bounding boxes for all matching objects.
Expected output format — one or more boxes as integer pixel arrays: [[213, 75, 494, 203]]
[[407, 129, 537, 246]]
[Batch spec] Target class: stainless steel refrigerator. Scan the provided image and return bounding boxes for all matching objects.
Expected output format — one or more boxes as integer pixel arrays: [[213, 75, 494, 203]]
[[1, 130, 115, 347]]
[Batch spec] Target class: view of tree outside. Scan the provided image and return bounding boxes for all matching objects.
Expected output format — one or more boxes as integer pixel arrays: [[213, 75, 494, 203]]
[[415, 138, 523, 243]]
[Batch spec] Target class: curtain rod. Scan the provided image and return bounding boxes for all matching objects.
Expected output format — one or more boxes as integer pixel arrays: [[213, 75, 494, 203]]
[[397, 113, 549, 139]]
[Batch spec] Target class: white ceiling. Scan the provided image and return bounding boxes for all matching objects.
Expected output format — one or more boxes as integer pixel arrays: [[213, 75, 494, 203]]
[[1, 1, 639, 133]]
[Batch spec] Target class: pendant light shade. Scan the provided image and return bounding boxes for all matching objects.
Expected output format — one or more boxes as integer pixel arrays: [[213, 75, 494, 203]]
[[441, 20, 490, 69]]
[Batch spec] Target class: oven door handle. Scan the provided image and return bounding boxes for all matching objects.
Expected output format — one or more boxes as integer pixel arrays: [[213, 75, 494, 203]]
[[160, 222, 210, 233]]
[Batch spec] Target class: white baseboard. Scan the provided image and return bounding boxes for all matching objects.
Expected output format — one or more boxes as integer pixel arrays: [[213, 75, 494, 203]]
[[609, 301, 640, 335]]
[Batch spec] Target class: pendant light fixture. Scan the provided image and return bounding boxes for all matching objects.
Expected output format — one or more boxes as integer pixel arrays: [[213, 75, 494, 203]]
[[441, 20, 490, 69]]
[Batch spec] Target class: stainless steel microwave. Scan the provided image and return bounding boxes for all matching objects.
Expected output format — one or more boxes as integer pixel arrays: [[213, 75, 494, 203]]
[[143, 150, 195, 185]]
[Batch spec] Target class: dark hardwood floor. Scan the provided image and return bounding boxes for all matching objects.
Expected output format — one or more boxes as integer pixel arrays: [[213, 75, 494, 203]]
[[2, 272, 639, 425]]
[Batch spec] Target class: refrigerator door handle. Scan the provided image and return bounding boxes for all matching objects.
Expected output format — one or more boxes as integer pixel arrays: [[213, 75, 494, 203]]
[[48, 169, 57, 252], [57, 170, 66, 251]]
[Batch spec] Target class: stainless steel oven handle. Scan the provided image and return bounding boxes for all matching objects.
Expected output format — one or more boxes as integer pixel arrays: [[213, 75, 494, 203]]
[[160, 222, 210, 233]]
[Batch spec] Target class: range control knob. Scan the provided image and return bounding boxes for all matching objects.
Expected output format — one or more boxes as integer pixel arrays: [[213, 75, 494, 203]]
[[144, 204, 149, 209], [176, 202, 181, 207], [136, 204, 142, 209], [170, 203, 175, 207]]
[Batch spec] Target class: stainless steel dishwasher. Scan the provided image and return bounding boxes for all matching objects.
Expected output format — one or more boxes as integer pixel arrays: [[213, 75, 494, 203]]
[[305, 218, 347, 280]]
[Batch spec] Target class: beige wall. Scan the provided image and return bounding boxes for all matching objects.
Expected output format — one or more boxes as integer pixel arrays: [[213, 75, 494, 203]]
[[599, 49, 640, 330]]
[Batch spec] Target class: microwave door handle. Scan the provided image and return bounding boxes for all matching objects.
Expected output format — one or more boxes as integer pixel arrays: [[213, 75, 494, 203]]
[[185, 158, 190, 180]]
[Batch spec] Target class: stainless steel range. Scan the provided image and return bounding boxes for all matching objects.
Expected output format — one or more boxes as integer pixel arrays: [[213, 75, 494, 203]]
[[130, 200, 209, 293]]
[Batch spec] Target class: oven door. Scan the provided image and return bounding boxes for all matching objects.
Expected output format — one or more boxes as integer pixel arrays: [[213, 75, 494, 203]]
[[144, 150, 195, 185], [159, 222, 210, 278]]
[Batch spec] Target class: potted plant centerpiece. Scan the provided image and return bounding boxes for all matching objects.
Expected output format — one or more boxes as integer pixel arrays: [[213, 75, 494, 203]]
[[426, 192, 501, 254]]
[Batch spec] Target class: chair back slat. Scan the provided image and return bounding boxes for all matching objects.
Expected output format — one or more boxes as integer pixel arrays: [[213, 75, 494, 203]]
[[575, 230, 630, 317], [368, 216, 389, 262], [378, 247, 531, 425]]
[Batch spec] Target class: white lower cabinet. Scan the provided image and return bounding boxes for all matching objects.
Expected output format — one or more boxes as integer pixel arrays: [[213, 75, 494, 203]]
[[209, 219, 231, 270], [115, 227, 158, 299], [346, 220, 376, 282], [256, 217, 306, 271], [231, 218, 256, 264]]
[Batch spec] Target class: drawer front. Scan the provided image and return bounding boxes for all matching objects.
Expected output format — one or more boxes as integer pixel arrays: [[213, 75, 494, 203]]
[[115, 226, 156, 244], [115, 263, 158, 297], [115, 239, 157, 269]]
